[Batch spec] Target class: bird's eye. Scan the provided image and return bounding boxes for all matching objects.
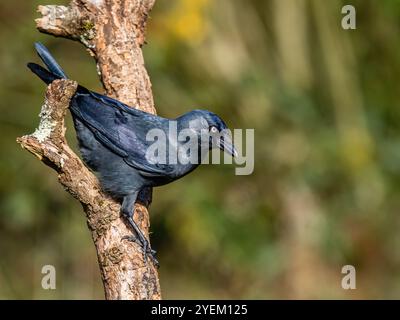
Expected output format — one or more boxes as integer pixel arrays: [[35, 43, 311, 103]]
[[210, 126, 218, 133]]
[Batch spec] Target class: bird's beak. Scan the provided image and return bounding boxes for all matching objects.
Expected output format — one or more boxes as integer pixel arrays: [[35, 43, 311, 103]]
[[217, 133, 238, 158]]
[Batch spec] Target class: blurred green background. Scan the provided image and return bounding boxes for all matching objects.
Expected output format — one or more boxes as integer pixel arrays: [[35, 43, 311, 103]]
[[1, 0, 400, 299]]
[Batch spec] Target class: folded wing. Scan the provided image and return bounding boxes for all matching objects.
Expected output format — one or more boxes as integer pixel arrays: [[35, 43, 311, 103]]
[[70, 90, 175, 178]]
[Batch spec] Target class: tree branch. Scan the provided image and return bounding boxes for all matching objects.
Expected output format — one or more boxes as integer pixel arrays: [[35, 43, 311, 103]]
[[17, 0, 161, 300]]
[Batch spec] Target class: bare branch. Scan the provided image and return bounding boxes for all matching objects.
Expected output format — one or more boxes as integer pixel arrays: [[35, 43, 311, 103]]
[[17, 79, 160, 299], [19, 0, 161, 300]]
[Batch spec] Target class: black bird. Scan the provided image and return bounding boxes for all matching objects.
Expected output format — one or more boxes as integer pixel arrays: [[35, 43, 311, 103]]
[[28, 43, 236, 265]]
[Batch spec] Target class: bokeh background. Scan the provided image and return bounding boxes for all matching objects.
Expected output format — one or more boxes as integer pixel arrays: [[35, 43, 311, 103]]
[[1, 0, 400, 299]]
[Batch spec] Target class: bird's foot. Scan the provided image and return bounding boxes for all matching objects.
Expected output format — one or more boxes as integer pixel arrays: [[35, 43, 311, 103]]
[[122, 235, 159, 268], [141, 240, 159, 268]]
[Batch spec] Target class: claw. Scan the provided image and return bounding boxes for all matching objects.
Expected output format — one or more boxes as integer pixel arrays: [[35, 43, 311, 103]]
[[140, 238, 159, 267], [144, 248, 159, 268]]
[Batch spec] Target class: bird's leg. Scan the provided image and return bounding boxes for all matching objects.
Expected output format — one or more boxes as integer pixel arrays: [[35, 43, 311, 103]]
[[121, 192, 159, 267]]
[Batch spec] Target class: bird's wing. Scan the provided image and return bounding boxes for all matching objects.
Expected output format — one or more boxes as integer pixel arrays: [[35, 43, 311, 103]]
[[70, 90, 176, 177]]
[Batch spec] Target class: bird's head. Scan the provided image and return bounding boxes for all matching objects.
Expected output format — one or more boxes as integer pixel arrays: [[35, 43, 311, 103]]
[[177, 109, 237, 157]]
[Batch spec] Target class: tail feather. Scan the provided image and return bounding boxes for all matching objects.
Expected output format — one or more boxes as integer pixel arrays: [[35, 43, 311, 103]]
[[34, 42, 67, 79], [27, 63, 60, 85]]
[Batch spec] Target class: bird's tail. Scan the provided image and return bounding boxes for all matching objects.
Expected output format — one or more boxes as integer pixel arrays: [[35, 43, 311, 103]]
[[27, 42, 68, 84]]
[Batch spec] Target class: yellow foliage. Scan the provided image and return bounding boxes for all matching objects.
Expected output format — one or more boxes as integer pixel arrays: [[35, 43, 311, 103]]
[[158, 0, 210, 43]]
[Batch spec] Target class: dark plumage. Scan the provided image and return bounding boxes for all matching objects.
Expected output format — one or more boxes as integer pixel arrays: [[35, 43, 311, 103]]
[[28, 43, 236, 265]]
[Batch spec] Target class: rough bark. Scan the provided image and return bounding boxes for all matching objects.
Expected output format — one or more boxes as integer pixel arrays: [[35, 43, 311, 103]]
[[16, 0, 160, 300]]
